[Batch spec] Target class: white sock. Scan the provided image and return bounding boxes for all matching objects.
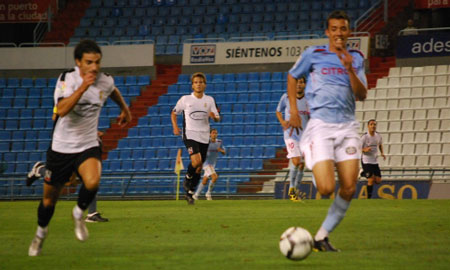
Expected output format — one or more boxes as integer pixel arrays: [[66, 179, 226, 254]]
[[72, 205, 84, 220], [195, 183, 204, 196], [314, 226, 329, 241], [36, 226, 48, 239], [207, 181, 215, 193]]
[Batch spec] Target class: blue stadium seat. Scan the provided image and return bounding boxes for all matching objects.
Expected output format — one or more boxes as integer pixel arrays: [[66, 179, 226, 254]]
[[263, 147, 276, 157], [144, 149, 156, 159], [7, 78, 19, 88], [21, 78, 33, 88]]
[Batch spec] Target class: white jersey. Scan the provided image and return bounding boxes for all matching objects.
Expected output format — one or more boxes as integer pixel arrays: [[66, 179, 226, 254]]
[[361, 132, 383, 164], [52, 66, 115, 153], [173, 93, 219, 144]]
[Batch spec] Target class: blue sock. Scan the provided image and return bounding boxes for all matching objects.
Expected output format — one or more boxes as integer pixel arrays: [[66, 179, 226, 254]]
[[295, 171, 304, 190], [289, 167, 298, 189], [321, 194, 350, 233]]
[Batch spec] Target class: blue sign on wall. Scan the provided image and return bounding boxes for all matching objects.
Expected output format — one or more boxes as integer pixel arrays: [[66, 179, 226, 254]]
[[396, 33, 450, 58], [274, 180, 431, 199]]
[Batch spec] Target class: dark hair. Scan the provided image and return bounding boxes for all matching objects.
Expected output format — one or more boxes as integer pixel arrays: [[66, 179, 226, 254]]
[[326, 10, 350, 28], [210, 128, 217, 133], [74, 39, 102, 60], [367, 119, 376, 125], [297, 75, 307, 83]]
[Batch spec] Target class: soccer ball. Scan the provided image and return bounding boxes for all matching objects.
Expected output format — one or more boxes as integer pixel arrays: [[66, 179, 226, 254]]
[[279, 227, 313, 260]]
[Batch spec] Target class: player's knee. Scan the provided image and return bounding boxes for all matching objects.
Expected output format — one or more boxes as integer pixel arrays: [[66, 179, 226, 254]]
[[340, 185, 356, 199], [42, 197, 57, 207], [82, 176, 100, 190], [317, 185, 334, 196], [375, 177, 382, 184]]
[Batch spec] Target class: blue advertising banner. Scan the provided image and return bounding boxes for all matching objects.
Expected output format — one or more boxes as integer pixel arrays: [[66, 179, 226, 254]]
[[396, 33, 450, 58], [274, 180, 431, 199]]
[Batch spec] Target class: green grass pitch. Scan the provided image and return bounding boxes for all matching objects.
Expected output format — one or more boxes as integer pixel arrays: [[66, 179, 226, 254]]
[[1, 199, 449, 270]]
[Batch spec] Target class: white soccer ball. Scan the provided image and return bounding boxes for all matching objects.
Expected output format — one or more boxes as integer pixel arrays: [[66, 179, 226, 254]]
[[279, 226, 313, 260]]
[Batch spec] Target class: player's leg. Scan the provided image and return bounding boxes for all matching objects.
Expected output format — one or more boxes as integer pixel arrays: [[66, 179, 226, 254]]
[[29, 182, 64, 256], [206, 173, 218, 200], [85, 195, 109, 222], [367, 175, 375, 199], [313, 134, 360, 251], [285, 138, 298, 198], [73, 148, 102, 241], [194, 174, 209, 200], [294, 161, 305, 200]]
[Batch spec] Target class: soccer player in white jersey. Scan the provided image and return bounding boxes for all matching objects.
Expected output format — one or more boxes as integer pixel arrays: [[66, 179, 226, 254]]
[[361, 119, 386, 199], [193, 128, 226, 200], [288, 10, 368, 251], [276, 76, 309, 201], [171, 72, 220, 205], [27, 40, 131, 256]]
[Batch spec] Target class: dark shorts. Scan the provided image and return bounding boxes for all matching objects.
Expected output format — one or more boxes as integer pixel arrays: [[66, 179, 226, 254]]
[[361, 162, 382, 178], [44, 146, 102, 186], [183, 139, 209, 162]]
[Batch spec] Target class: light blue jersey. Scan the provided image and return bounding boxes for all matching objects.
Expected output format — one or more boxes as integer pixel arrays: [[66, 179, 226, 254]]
[[203, 139, 224, 167], [289, 45, 367, 124], [276, 93, 309, 141]]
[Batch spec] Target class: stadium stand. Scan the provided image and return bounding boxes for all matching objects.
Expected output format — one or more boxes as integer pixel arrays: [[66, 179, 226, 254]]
[[356, 65, 450, 169], [65, 0, 377, 54]]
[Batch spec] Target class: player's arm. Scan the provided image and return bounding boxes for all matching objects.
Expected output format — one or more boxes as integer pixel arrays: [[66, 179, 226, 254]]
[[287, 74, 302, 132], [276, 111, 289, 130], [218, 147, 226, 155], [56, 73, 95, 117], [171, 110, 180, 135], [337, 49, 367, 101], [110, 87, 132, 127], [379, 143, 386, 160], [209, 99, 220, 122], [361, 136, 371, 153]]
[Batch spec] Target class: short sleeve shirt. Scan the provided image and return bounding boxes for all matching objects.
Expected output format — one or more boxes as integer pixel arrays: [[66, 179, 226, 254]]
[[52, 66, 115, 153], [173, 93, 219, 144]]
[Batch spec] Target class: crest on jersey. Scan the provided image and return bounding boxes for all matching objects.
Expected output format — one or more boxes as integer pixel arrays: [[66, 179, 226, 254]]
[[345, 146, 357, 155], [99, 90, 105, 101], [204, 103, 207, 108]]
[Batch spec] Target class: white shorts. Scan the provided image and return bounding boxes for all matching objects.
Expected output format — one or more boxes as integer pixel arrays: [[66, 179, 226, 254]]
[[202, 164, 216, 177], [300, 119, 361, 170], [284, 138, 301, 159]]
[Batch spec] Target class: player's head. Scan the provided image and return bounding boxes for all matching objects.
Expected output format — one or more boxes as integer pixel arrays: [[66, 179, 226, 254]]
[[191, 72, 207, 94], [325, 10, 351, 51], [367, 119, 377, 132], [74, 39, 102, 77], [296, 76, 306, 98], [210, 128, 218, 140]]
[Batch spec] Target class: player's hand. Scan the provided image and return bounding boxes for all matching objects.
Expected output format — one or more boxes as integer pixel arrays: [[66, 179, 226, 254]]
[[336, 47, 354, 72], [209, 112, 219, 122], [382, 154, 386, 160], [173, 126, 180, 136], [81, 72, 97, 89], [288, 113, 302, 136], [117, 109, 132, 128], [281, 120, 289, 131]]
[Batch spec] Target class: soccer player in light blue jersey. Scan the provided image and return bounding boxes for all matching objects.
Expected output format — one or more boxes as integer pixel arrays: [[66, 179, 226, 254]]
[[288, 10, 368, 252], [193, 129, 226, 200], [276, 76, 309, 201]]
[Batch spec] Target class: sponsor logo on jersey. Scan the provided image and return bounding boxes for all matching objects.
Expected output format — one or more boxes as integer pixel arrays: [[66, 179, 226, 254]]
[[190, 111, 208, 120]]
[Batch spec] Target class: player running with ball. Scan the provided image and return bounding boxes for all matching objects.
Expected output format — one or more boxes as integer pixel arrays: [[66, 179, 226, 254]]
[[288, 10, 368, 251]]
